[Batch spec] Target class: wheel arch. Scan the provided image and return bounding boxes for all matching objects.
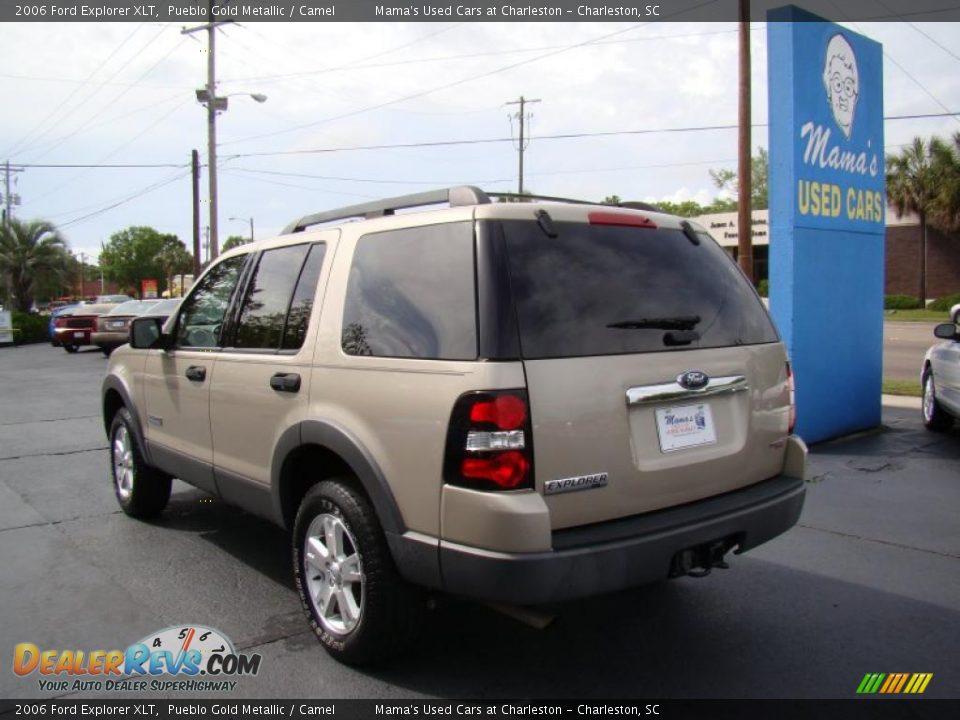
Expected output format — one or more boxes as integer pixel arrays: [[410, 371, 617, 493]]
[[101, 376, 151, 464], [272, 421, 405, 536]]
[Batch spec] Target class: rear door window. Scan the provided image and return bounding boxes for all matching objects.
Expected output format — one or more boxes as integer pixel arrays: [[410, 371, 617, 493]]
[[233, 243, 325, 351], [499, 219, 777, 359]]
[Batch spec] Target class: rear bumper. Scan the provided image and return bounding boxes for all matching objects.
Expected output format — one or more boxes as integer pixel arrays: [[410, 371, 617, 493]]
[[438, 472, 806, 605], [54, 328, 92, 345], [91, 331, 127, 349]]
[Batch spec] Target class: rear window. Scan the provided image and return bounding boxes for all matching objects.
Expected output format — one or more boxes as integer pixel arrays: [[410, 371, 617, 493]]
[[499, 219, 777, 359]]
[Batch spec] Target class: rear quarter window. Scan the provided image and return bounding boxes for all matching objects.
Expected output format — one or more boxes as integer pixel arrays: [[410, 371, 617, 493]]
[[500, 219, 778, 359], [341, 222, 476, 360]]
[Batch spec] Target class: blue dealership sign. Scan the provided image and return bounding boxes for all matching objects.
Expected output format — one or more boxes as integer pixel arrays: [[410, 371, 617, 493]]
[[768, 7, 885, 443]]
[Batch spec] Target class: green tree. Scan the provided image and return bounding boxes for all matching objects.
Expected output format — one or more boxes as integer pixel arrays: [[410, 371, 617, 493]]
[[709, 147, 769, 210], [602, 195, 622, 205], [222, 235, 250, 252], [887, 137, 941, 305], [0, 218, 69, 312], [100, 226, 181, 298], [655, 200, 708, 218], [930, 132, 960, 232], [155, 236, 194, 294]]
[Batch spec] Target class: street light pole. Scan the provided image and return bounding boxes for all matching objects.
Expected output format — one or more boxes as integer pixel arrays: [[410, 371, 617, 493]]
[[206, 16, 220, 261], [184, 7, 265, 265], [229, 216, 254, 242]]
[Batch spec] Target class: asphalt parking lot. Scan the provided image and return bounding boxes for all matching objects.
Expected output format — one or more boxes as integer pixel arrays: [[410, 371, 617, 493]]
[[1, 343, 958, 700]]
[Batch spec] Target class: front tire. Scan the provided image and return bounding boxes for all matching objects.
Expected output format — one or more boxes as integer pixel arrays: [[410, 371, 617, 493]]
[[922, 371, 953, 432], [63, 344, 78, 353], [293, 480, 424, 665], [110, 408, 172, 517]]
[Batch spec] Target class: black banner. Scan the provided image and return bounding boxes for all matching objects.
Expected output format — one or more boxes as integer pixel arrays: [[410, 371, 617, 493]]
[[2, 700, 960, 720], [1, 0, 958, 23]]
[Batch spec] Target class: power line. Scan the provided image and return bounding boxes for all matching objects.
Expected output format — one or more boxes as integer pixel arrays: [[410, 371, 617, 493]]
[[26, 34, 191, 164], [2, 24, 150, 158], [221, 25, 750, 86], [872, 0, 960, 65], [21, 97, 194, 209], [219, 13, 691, 147], [12, 162, 188, 169], [56, 170, 190, 229], [221, 112, 959, 161]]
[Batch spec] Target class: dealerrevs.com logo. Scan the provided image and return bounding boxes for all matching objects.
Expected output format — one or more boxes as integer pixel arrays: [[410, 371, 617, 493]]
[[13, 625, 262, 693]]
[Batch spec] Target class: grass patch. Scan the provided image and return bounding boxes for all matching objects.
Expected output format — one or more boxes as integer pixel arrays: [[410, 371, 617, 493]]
[[882, 379, 922, 397], [884, 309, 952, 322]]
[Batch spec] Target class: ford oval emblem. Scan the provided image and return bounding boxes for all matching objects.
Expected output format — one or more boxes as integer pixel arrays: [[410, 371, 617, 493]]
[[678, 370, 709, 390]]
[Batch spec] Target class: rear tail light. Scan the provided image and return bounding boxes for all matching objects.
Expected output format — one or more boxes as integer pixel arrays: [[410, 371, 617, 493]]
[[786, 362, 796, 434], [444, 390, 534, 492]]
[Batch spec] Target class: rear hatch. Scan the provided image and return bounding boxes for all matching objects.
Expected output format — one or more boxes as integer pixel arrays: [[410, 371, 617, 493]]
[[496, 213, 791, 530]]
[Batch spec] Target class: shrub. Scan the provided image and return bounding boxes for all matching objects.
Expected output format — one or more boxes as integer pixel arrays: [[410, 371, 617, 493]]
[[928, 292, 960, 312], [757, 279, 769, 298], [884, 294, 921, 310], [11, 312, 50, 345]]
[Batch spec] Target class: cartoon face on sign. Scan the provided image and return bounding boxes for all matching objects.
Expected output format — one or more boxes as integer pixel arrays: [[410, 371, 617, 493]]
[[822, 33, 859, 138]]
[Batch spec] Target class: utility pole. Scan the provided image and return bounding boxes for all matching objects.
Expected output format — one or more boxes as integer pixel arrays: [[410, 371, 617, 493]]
[[191, 149, 201, 277], [506, 96, 541, 194], [183, 3, 232, 263], [737, 0, 754, 282], [78, 252, 86, 300]]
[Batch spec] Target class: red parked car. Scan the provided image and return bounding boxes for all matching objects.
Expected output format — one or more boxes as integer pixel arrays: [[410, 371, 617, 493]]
[[52, 303, 118, 353]]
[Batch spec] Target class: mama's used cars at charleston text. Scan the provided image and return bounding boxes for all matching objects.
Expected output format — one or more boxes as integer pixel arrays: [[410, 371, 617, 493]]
[[102, 187, 807, 664]]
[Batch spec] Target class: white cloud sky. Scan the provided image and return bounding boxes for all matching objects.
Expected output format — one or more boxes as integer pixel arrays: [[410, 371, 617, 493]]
[[1, 19, 958, 263]]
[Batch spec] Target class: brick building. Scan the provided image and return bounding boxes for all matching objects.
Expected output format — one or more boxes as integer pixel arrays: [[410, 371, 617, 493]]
[[695, 208, 960, 300]]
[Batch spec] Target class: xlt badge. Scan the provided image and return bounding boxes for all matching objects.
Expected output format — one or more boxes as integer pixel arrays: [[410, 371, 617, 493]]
[[544, 472, 608, 496]]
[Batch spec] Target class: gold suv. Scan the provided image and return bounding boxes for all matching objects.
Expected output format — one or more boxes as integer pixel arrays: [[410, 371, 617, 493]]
[[102, 187, 807, 664]]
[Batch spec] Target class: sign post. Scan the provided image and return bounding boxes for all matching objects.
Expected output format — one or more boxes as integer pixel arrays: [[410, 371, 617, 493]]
[[768, 7, 885, 443]]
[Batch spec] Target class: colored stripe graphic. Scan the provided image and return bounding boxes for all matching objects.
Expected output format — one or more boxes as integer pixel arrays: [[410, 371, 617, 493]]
[[857, 673, 932, 694]]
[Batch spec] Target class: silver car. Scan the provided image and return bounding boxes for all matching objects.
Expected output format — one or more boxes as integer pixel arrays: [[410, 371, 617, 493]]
[[922, 323, 960, 431]]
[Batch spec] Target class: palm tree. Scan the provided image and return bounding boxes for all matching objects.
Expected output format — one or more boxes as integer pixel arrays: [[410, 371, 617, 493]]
[[930, 132, 960, 233], [886, 138, 940, 306], [0, 218, 68, 312]]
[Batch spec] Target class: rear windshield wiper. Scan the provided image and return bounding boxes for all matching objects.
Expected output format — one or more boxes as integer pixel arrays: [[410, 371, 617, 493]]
[[606, 315, 701, 331]]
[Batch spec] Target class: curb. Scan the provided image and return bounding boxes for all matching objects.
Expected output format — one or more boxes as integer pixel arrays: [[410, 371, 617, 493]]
[[881, 394, 921, 410]]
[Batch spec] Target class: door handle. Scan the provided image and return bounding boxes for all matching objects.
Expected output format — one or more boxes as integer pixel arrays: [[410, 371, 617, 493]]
[[270, 372, 301, 393], [185, 365, 206, 382]]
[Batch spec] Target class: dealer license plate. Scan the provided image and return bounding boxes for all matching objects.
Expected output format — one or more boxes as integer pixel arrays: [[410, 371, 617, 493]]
[[655, 403, 717, 453]]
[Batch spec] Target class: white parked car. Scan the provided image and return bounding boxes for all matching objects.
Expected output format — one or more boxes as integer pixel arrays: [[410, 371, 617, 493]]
[[922, 323, 960, 432], [950, 302, 960, 325]]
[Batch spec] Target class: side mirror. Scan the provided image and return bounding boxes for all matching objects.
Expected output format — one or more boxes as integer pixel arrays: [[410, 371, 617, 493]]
[[130, 317, 170, 350], [933, 323, 959, 341]]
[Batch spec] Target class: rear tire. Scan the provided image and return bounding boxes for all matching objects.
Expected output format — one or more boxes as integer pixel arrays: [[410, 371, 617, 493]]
[[110, 408, 172, 518], [63, 344, 78, 353], [922, 371, 953, 432], [293, 480, 424, 665]]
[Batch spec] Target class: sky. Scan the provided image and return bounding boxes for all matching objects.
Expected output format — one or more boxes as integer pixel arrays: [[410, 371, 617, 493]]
[[0, 16, 958, 265]]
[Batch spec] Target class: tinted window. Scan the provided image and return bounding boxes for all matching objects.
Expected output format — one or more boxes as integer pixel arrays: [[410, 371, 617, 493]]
[[500, 220, 777, 359], [234, 244, 312, 350], [175, 255, 246, 348], [342, 223, 476, 360], [283, 244, 326, 350]]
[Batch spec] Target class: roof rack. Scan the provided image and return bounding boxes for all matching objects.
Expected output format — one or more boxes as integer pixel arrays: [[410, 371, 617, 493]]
[[487, 192, 664, 213], [487, 191, 598, 206], [282, 185, 490, 234]]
